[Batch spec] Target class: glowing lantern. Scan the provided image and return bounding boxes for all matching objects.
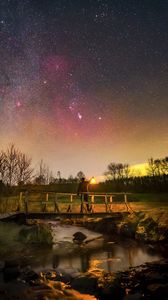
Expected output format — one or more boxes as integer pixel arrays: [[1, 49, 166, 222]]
[[90, 177, 96, 184]]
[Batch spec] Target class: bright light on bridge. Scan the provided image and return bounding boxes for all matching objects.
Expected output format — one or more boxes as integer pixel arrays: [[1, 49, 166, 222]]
[[89, 177, 96, 184]]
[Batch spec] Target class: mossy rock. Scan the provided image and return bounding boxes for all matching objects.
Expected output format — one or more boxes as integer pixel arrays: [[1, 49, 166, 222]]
[[139, 217, 157, 231], [136, 217, 159, 241], [126, 211, 145, 223], [19, 224, 53, 246], [119, 222, 136, 238]]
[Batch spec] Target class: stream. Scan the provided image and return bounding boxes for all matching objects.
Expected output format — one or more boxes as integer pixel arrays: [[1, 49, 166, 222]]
[[0, 220, 162, 275]]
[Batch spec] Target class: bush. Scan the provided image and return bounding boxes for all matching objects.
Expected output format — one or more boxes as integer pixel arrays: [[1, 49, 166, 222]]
[[19, 223, 53, 246]]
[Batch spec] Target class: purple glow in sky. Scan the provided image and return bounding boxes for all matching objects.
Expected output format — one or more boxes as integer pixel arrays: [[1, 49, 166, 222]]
[[0, 0, 168, 178]]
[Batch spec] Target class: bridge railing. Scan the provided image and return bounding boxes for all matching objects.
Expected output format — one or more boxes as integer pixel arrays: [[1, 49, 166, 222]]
[[17, 191, 133, 214]]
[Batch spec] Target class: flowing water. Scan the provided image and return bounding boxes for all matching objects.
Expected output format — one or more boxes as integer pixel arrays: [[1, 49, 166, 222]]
[[0, 221, 162, 275]]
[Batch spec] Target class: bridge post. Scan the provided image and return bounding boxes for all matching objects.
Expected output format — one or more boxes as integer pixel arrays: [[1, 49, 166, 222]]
[[105, 195, 108, 212], [18, 192, 22, 211], [80, 194, 88, 213], [90, 195, 94, 212], [109, 195, 113, 211], [70, 194, 73, 212], [124, 193, 134, 213], [67, 194, 73, 212], [54, 194, 60, 212], [124, 193, 129, 211], [24, 191, 29, 214], [42, 193, 48, 212]]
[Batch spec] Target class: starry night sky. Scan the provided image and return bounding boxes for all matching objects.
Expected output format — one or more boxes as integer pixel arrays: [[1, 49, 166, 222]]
[[0, 0, 168, 178]]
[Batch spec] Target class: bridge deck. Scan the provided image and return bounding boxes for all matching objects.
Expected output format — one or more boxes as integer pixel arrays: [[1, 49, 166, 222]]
[[26, 211, 126, 219], [0, 212, 25, 221], [0, 211, 128, 221]]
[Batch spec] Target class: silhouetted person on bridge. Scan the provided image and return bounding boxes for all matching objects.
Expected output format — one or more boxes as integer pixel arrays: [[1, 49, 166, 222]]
[[77, 177, 90, 212]]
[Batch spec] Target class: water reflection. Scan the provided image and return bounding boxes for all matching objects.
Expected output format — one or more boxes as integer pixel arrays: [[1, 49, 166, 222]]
[[81, 253, 91, 272], [53, 255, 60, 269], [0, 221, 162, 275], [88, 245, 161, 272], [40, 242, 161, 275]]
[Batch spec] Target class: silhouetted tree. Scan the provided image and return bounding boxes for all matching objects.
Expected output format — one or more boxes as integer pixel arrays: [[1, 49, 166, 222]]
[[123, 164, 131, 178], [103, 156, 168, 193], [76, 171, 85, 181], [16, 153, 34, 184], [68, 175, 74, 183], [3, 144, 19, 186], [104, 163, 131, 180], [57, 171, 61, 182], [34, 175, 46, 185], [146, 158, 157, 177], [35, 159, 51, 184], [104, 163, 118, 180], [0, 151, 6, 182], [161, 157, 168, 175]]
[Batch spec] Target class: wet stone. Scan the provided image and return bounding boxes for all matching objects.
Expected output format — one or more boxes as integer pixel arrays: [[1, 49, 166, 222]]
[[20, 268, 40, 284], [42, 270, 57, 280], [73, 231, 87, 244]]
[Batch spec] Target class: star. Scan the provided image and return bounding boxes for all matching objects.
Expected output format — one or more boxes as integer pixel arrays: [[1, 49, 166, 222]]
[[16, 101, 21, 108], [77, 112, 82, 120]]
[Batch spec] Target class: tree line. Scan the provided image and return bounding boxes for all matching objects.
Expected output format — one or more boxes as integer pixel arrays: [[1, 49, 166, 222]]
[[0, 144, 85, 187], [0, 144, 167, 193], [103, 158, 168, 192]]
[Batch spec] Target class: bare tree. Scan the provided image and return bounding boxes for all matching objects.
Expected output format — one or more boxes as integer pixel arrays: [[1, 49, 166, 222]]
[[146, 157, 157, 177], [123, 163, 131, 179], [154, 159, 162, 176], [4, 144, 19, 186], [104, 163, 118, 180], [16, 153, 34, 184], [57, 171, 61, 181], [104, 163, 130, 180], [116, 163, 124, 179], [48, 171, 54, 184], [76, 171, 85, 181], [0, 151, 6, 182], [161, 157, 168, 175], [35, 159, 51, 185], [146, 157, 168, 177], [1, 145, 34, 185]]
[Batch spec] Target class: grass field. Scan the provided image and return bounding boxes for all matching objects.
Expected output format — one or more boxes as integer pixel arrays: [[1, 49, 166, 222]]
[[128, 193, 168, 203]]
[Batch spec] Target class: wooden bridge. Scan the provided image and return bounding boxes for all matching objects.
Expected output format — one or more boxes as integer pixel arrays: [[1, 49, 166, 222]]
[[0, 191, 134, 220]]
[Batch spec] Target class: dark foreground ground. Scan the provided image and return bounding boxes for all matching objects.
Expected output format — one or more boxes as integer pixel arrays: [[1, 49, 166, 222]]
[[0, 257, 168, 300], [0, 205, 168, 300]]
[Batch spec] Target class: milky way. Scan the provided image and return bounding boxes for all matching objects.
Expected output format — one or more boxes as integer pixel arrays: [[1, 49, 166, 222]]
[[0, 0, 168, 178]]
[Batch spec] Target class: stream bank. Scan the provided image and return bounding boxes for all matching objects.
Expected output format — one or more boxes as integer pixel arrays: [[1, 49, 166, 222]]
[[61, 210, 168, 243]]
